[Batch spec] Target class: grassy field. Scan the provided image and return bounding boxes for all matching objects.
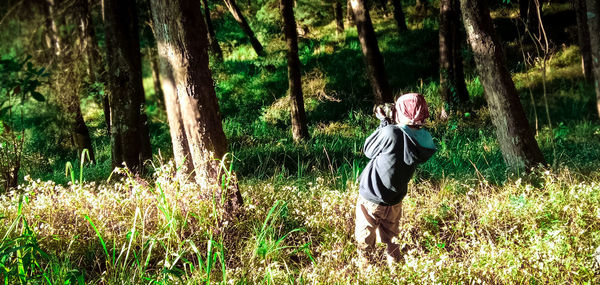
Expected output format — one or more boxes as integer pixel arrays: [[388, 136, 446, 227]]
[[2, 1, 600, 283]]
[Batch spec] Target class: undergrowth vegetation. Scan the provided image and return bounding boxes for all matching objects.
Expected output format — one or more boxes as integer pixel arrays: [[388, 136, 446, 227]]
[[1, 0, 600, 283]]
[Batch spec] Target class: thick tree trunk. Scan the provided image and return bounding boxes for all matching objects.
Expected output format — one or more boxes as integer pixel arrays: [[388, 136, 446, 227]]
[[350, 0, 393, 104], [281, 0, 310, 141], [587, 0, 600, 118], [201, 0, 223, 60], [575, 0, 592, 82], [223, 0, 265, 57], [104, 0, 152, 172], [390, 0, 407, 32], [156, 49, 194, 174], [150, 0, 243, 212], [460, 0, 545, 171], [334, 0, 344, 34], [439, 0, 468, 110]]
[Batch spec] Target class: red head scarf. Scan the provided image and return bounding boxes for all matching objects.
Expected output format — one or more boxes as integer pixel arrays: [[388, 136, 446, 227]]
[[394, 93, 430, 126]]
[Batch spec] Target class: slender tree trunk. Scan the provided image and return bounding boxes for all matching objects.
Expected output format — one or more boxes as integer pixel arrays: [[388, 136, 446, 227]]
[[104, 0, 152, 172], [201, 0, 223, 60], [334, 0, 344, 34], [460, 0, 545, 171], [44, 0, 61, 57], [390, 0, 407, 32], [520, 0, 539, 34], [350, 0, 393, 104], [439, 0, 468, 111], [347, 0, 355, 24], [575, 0, 592, 82], [78, 0, 102, 83], [223, 0, 265, 56], [587, 0, 600, 118], [146, 46, 164, 102], [150, 0, 243, 212], [281, 0, 309, 141]]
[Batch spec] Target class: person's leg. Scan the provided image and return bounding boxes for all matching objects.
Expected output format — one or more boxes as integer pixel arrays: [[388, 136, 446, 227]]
[[355, 196, 380, 264], [378, 201, 403, 263]]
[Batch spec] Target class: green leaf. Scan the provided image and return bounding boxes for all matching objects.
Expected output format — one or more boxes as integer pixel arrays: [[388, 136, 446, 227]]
[[30, 91, 45, 102]]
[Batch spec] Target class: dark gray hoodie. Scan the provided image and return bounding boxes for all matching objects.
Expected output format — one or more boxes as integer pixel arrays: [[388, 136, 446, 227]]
[[358, 121, 436, 206]]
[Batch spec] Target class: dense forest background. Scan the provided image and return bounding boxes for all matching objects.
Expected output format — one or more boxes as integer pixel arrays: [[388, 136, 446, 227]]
[[1, 0, 600, 283]]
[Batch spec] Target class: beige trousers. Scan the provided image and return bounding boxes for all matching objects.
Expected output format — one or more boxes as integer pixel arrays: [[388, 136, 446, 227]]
[[355, 195, 403, 262]]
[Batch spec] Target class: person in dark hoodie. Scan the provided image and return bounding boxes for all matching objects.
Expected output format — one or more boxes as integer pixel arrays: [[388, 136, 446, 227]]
[[355, 93, 436, 267]]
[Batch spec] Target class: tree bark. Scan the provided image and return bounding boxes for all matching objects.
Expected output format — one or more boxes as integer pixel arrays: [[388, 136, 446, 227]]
[[439, 0, 468, 110], [390, 0, 407, 32], [43, 0, 61, 57], [201, 0, 224, 60], [334, 0, 344, 34], [147, 46, 164, 102], [78, 0, 103, 83], [104, 0, 152, 172], [460, 0, 545, 171], [223, 0, 265, 57], [587, 0, 600, 118], [281, 0, 310, 141], [350, 0, 393, 104], [575, 0, 592, 82], [150, 0, 243, 212]]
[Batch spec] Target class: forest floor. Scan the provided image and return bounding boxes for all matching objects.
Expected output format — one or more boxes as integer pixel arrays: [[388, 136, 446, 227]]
[[2, 2, 600, 284]]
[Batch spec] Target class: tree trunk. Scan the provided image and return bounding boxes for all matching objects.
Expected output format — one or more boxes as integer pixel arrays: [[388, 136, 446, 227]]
[[150, 0, 243, 212], [390, 0, 407, 32], [519, 0, 539, 35], [334, 0, 344, 34], [156, 48, 194, 175], [460, 0, 545, 171], [43, 0, 61, 57], [201, 0, 223, 60], [575, 0, 592, 82], [104, 0, 152, 172], [78, 0, 102, 83], [223, 0, 265, 57], [347, 0, 355, 24], [147, 46, 164, 103], [439, 0, 468, 110], [350, 0, 393, 104], [281, 0, 310, 141], [587, 0, 600, 118]]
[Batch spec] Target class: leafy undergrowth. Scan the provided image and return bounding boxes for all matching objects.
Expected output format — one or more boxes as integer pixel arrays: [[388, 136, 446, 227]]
[[1, 159, 600, 283]]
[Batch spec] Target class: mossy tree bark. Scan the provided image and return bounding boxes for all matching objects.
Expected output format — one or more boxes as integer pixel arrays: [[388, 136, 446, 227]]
[[350, 0, 393, 104], [281, 0, 309, 141], [439, 0, 468, 112], [575, 0, 593, 82], [104, 0, 152, 172], [586, 0, 600, 118], [460, 0, 545, 171], [201, 0, 223, 60], [223, 0, 265, 57], [390, 0, 407, 33], [150, 0, 243, 212]]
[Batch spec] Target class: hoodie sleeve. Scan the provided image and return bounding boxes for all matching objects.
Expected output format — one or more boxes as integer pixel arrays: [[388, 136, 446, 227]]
[[363, 126, 396, 159]]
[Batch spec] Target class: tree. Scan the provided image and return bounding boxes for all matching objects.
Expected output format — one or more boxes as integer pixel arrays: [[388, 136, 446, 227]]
[[77, 0, 102, 83], [347, 0, 355, 24], [587, 0, 600, 118], [390, 0, 407, 33], [460, 0, 545, 171], [281, 0, 310, 141], [334, 0, 344, 34], [104, 0, 152, 172], [201, 0, 223, 60], [574, 0, 592, 82], [439, 0, 468, 113], [350, 0, 393, 104], [150, 0, 243, 211], [146, 46, 164, 102], [223, 0, 265, 57], [519, 0, 539, 35]]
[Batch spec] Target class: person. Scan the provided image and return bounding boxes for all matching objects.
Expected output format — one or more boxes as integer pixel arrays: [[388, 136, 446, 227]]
[[355, 93, 436, 267]]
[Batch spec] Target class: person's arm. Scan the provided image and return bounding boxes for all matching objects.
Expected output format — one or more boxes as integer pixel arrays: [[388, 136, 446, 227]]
[[363, 127, 395, 159]]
